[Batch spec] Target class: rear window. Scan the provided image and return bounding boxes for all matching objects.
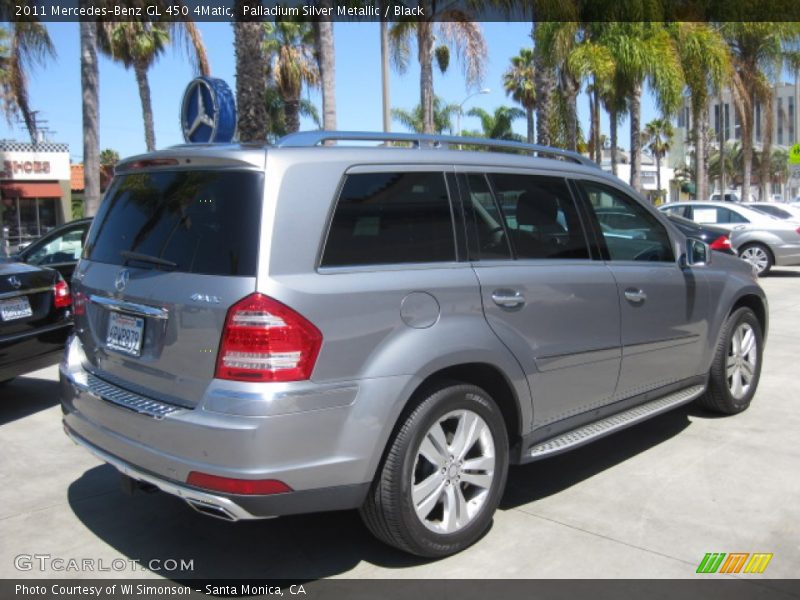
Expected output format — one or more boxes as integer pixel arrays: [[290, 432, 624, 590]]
[[85, 170, 263, 276], [321, 172, 456, 267]]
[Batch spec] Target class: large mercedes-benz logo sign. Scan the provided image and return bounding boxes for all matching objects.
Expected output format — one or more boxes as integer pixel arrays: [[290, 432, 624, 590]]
[[7, 276, 21, 289], [114, 269, 130, 293], [182, 78, 217, 143]]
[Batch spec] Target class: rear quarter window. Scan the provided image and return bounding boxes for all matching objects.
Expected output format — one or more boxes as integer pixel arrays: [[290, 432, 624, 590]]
[[321, 171, 456, 267], [85, 170, 263, 276]]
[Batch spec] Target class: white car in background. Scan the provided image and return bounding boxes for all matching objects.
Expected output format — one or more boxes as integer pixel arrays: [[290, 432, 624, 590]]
[[660, 201, 800, 275], [749, 202, 800, 223]]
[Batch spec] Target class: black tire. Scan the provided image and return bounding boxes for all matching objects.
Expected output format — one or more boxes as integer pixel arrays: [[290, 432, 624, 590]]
[[738, 243, 773, 276], [360, 382, 509, 558], [697, 307, 763, 415]]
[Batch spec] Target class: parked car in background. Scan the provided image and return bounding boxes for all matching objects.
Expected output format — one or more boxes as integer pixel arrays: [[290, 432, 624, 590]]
[[61, 131, 767, 558], [665, 214, 736, 255], [748, 202, 800, 223], [12, 218, 92, 282], [659, 201, 800, 275], [0, 261, 72, 384]]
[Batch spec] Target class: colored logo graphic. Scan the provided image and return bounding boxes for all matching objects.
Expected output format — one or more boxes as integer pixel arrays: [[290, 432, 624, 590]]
[[789, 143, 800, 165], [180, 77, 237, 144], [696, 552, 773, 574]]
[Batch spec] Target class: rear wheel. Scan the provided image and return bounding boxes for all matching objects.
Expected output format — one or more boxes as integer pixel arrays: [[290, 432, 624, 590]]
[[738, 243, 773, 276], [697, 307, 763, 414], [360, 383, 509, 557]]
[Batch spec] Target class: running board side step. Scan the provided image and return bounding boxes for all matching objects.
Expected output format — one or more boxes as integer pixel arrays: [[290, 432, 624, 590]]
[[526, 385, 705, 461]]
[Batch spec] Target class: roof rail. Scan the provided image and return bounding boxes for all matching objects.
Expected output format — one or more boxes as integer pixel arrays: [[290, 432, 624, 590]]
[[275, 131, 600, 169]]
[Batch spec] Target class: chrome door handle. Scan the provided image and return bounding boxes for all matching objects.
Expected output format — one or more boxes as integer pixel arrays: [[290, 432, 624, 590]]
[[624, 288, 647, 303], [491, 289, 525, 308]]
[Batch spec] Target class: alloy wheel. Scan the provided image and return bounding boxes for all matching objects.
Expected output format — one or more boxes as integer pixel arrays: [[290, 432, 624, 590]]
[[740, 246, 769, 274], [727, 322, 758, 400]]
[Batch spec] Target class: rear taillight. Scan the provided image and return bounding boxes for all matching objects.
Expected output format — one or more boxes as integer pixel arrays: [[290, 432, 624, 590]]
[[53, 278, 72, 308], [186, 471, 292, 495], [215, 293, 322, 382], [709, 235, 732, 251], [73, 291, 86, 315], [795, 226, 800, 236]]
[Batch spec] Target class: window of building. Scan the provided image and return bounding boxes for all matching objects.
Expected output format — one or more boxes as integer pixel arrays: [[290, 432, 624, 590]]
[[322, 171, 456, 267], [1, 196, 59, 252]]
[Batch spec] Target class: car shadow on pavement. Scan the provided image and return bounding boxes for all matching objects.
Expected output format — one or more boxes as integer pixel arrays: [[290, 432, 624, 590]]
[[67, 465, 430, 581], [765, 270, 800, 277], [500, 406, 692, 509], [0, 375, 60, 425]]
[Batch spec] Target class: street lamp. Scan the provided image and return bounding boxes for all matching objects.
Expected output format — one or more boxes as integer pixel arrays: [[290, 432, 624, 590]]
[[456, 88, 491, 137]]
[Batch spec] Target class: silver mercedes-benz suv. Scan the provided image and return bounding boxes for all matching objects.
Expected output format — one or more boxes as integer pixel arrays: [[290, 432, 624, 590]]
[[61, 132, 767, 557]]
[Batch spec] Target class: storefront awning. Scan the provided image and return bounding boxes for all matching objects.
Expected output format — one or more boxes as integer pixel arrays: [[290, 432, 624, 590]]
[[1, 182, 63, 199]]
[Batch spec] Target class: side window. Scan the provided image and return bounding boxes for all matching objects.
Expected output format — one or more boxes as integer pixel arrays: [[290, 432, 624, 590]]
[[661, 205, 687, 218], [321, 171, 455, 267], [26, 226, 87, 266], [717, 207, 749, 224], [466, 173, 512, 260], [581, 182, 675, 262], [488, 174, 590, 260]]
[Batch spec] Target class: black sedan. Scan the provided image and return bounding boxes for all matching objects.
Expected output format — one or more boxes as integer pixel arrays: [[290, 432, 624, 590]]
[[0, 261, 72, 383], [666, 214, 736, 255]]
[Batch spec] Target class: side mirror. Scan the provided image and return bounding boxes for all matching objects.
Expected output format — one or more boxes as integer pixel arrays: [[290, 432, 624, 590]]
[[682, 238, 711, 267]]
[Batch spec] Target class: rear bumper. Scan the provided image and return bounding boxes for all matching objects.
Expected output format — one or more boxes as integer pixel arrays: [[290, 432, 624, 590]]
[[0, 321, 71, 380], [60, 341, 412, 520]]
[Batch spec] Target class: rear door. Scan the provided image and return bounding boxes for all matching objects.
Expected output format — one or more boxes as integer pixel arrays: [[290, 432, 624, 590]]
[[74, 168, 264, 407], [459, 169, 622, 430], [576, 180, 708, 399]]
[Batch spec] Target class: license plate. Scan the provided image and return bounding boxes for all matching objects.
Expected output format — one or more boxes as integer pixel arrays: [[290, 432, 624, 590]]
[[0, 296, 33, 321], [106, 312, 144, 357]]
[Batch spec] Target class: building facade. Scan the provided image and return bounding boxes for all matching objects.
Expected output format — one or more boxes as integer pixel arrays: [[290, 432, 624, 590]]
[[0, 140, 72, 252]]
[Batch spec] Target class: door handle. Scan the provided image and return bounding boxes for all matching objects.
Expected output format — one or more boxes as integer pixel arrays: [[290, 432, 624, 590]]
[[624, 288, 647, 304], [492, 289, 525, 308]]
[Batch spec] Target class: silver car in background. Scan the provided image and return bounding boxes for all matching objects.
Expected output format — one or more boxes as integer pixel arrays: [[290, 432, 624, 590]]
[[660, 200, 800, 275], [61, 132, 768, 558]]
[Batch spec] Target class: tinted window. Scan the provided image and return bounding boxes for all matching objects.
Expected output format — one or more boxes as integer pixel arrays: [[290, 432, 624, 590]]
[[322, 172, 455, 267], [27, 224, 88, 266], [582, 182, 674, 262], [85, 170, 263, 276], [466, 173, 512, 260], [754, 205, 790, 219], [661, 204, 688, 218], [488, 174, 589, 260]]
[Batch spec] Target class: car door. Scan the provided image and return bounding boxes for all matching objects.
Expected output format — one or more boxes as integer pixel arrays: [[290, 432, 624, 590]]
[[577, 180, 709, 400], [20, 221, 90, 281], [459, 169, 622, 430]]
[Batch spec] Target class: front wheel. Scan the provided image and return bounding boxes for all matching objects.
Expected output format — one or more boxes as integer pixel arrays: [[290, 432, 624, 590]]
[[697, 307, 763, 414], [739, 243, 773, 276], [360, 383, 509, 557]]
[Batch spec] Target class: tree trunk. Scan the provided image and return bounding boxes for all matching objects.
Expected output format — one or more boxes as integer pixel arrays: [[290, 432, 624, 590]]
[[593, 84, 601, 164], [134, 61, 156, 152], [693, 100, 706, 202], [315, 16, 336, 131], [588, 92, 595, 162], [380, 17, 391, 132], [533, 22, 554, 146], [630, 83, 642, 192], [80, 19, 101, 217], [561, 72, 578, 152], [610, 109, 618, 176], [284, 98, 300, 133], [655, 153, 662, 202], [418, 20, 434, 134], [233, 8, 267, 142], [526, 106, 534, 144]]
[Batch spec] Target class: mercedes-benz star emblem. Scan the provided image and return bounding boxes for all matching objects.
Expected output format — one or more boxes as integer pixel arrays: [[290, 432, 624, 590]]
[[7, 276, 22, 290], [182, 79, 216, 143], [114, 269, 130, 292]]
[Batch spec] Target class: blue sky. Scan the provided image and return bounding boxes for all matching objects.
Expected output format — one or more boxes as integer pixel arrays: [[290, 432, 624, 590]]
[[0, 21, 661, 161]]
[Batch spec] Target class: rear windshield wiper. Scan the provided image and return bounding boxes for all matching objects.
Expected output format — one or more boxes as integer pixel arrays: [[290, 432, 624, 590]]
[[120, 250, 178, 270]]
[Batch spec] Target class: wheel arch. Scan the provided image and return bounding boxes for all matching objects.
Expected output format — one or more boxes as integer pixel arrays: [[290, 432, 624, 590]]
[[731, 293, 768, 343]]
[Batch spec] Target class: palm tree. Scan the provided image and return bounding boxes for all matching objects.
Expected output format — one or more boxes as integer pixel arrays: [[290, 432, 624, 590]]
[[99, 148, 120, 166], [503, 48, 536, 143], [98, 20, 209, 151], [312, 13, 336, 131], [603, 23, 684, 192], [0, 17, 55, 143], [642, 118, 673, 202], [264, 21, 319, 134], [233, 1, 268, 142], [389, 8, 487, 134], [466, 106, 525, 140], [80, 18, 101, 218], [264, 85, 321, 143], [670, 23, 731, 204], [392, 96, 459, 134], [722, 23, 800, 203]]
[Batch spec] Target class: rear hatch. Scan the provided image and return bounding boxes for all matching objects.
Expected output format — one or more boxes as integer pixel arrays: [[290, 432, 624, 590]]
[[75, 166, 264, 408], [0, 262, 60, 342]]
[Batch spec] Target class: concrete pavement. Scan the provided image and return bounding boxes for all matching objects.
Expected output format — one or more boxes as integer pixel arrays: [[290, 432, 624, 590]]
[[1, 269, 799, 581]]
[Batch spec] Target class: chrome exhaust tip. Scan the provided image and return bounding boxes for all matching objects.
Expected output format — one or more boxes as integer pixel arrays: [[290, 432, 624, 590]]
[[185, 499, 238, 522]]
